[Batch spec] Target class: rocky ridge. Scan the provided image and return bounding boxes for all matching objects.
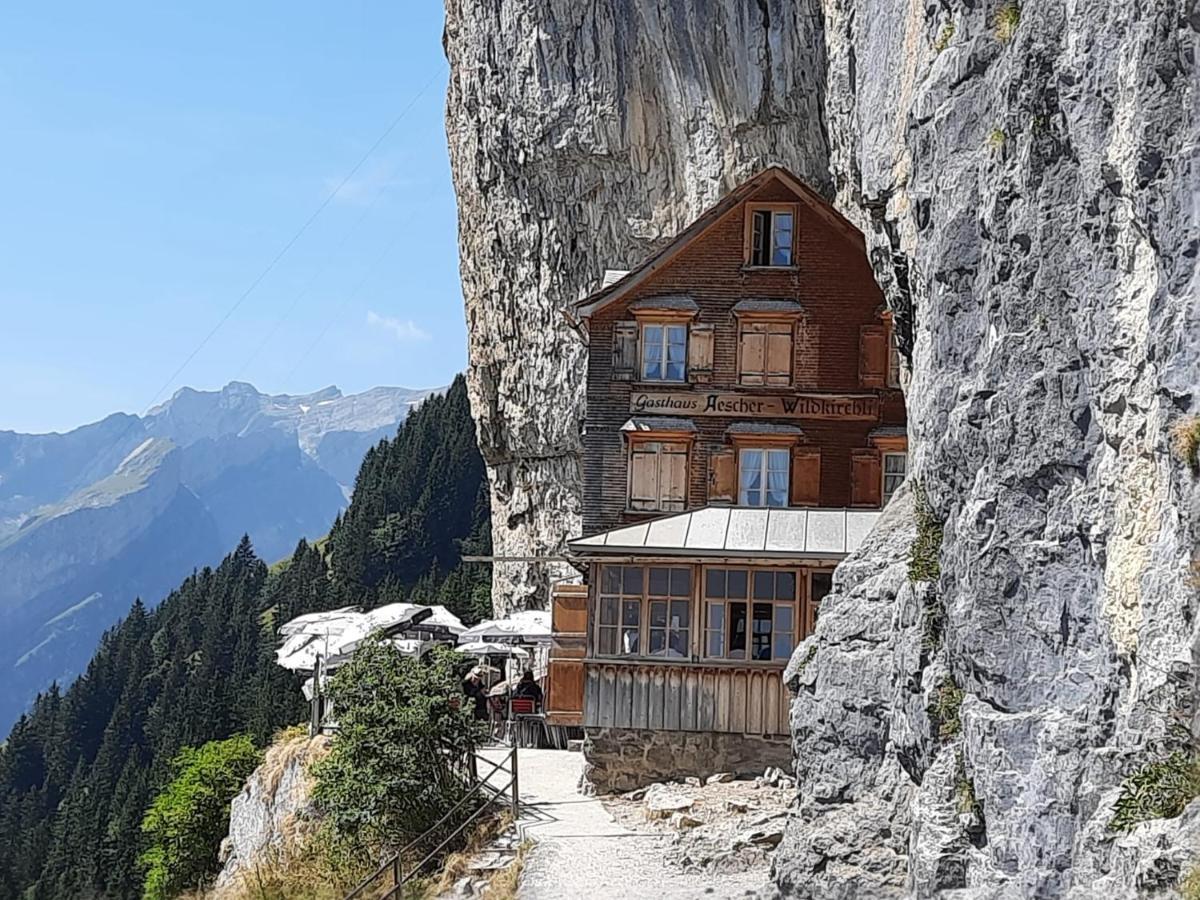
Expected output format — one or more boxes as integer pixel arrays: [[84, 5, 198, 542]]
[[445, 0, 1199, 894]]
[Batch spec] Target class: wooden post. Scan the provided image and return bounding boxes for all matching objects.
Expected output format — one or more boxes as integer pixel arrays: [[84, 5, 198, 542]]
[[510, 745, 520, 821], [392, 856, 400, 891]]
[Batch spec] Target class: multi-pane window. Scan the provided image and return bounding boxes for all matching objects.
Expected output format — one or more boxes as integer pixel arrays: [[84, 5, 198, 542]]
[[597, 565, 691, 658], [887, 331, 901, 388], [738, 321, 793, 386], [647, 567, 691, 658], [807, 571, 833, 637], [641, 323, 687, 382], [750, 208, 794, 267], [704, 568, 796, 662], [882, 452, 908, 506], [628, 441, 688, 512], [739, 448, 789, 507]]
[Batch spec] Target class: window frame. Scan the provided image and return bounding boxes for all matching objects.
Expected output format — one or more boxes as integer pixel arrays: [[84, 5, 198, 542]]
[[702, 567, 799, 664], [626, 437, 691, 513], [737, 446, 791, 508], [594, 565, 693, 660], [744, 203, 798, 269], [736, 318, 794, 386], [882, 451, 908, 506], [639, 320, 688, 383], [887, 328, 901, 388]]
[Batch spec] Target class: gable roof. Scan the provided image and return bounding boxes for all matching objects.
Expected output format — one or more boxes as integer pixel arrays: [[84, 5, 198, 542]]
[[572, 166, 865, 320]]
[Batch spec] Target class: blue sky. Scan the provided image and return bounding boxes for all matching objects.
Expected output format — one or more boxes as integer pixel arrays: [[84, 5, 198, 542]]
[[0, 2, 461, 434]]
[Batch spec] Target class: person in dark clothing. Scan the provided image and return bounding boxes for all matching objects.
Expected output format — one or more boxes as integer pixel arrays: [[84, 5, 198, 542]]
[[512, 670, 543, 708], [463, 670, 489, 720]]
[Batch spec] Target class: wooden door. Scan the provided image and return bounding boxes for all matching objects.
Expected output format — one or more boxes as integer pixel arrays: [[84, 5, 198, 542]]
[[546, 584, 588, 725]]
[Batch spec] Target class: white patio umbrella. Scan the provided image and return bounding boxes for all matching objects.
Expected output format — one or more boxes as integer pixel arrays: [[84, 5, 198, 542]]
[[457, 641, 530, 659], [459, 609, 551, 644], [278, 606, 361, 636]]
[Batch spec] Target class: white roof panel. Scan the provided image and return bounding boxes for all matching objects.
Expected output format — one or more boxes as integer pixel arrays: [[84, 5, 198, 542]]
[[726, 508, 768, 551], [568, 505, 882, 560], [684, 507, 730, 549]]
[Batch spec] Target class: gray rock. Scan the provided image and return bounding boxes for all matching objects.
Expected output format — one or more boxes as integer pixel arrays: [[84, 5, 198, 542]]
[[443, 0, 832, 611], [212, 734, 330, 892], [445, 0, 1200, 894]]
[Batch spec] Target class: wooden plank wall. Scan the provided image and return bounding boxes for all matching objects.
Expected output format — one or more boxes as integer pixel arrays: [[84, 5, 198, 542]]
[[582, 662, 790, 737]]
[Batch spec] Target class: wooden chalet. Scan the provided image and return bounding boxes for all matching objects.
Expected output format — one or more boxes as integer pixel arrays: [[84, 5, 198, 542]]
[[546, 167, 907, 790]]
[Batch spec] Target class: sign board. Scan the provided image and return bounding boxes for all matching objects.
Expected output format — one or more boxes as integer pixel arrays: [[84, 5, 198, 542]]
[[629, 391, 880, 421]]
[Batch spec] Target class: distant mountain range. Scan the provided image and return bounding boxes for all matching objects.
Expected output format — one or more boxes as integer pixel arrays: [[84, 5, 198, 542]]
[[0, 381, 439, 728]]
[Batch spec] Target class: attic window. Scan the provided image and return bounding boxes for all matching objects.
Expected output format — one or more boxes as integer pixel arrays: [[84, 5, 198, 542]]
[[747, 205, 795, 267]]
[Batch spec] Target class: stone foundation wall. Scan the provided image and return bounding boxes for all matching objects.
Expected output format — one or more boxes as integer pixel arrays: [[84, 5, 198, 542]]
[[583, 727, 792, 794]]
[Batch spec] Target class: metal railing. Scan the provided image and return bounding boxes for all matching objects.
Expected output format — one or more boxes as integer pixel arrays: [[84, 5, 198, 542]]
[[343, 745, 519, 900]]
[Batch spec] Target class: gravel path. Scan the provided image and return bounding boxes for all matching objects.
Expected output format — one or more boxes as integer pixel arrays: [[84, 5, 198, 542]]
[[482, 747, 767, 900]]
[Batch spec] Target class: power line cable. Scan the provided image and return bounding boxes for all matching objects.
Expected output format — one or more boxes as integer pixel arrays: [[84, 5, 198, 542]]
[[142, 68, 442, 413], [280, 229, 406, 388]]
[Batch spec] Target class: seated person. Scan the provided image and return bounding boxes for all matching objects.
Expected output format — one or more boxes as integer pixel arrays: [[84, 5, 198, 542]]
[[512, 670, 543, 709], [462, 669, 490, 721]]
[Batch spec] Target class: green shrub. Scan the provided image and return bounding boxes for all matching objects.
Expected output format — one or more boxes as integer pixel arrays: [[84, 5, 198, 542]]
[[929, 677, 965, 742], [987, 128, 1007, 150], [908, 486, 944, 584], [1171, 417, 1200, 475], [995, 3, 1020, 41], [1108, 751, 1200, 832], [934, 23, 955, 52], [311, 638, 483, 872], [955, 770, 981, 816], [139, 734, 262, 900]]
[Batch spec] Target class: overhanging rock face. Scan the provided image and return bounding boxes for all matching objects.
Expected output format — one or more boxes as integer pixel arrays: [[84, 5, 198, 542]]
[[443, 0, 831, 612], [775, 0, 1200, 895], [444, 0, 1200, 892]]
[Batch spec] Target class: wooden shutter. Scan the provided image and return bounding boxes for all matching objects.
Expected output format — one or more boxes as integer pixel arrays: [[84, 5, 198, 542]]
[[849, 449, 882, 507], [688, 323, 715, 383], [629, 442, 660, 510], [612, 321, 639, 381], [661, 442, 689, 510], [859, 324, 887, 388], [740, 323, 766, 385], [708, 448, 736, 504], [765, 323, 793, 385], [790, 448, 822, 507]]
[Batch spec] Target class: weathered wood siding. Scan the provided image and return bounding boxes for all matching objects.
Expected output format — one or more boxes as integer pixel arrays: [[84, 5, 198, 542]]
[[583, 662, 791, 737], [582, 176, 907, 536]]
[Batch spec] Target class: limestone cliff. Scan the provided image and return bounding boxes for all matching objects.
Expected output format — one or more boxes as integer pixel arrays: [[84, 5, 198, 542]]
[[211, 732, 330, 896], [773, 0, 1199, 896], [444, 0, 1200, 894], [443, 0, 831, 611]]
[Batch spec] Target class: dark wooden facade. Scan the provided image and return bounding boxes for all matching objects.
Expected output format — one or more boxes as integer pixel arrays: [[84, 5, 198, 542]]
[[575, 170, 906, 537], [552, 168, 905, 761]]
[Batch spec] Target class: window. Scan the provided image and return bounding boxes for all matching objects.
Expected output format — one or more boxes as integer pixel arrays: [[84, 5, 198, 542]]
[[739, 448, 789, 507], [807, 571, 833, 636], [704, 568, 796, 661], [883, 452, 907, 506], [641, 323, 687, 382], [749, 208, 794, 267], [887, 330, 901, 388], [597, 565, 691, 658], [738, 321, 793, 386], [629, 440, 689, 512]]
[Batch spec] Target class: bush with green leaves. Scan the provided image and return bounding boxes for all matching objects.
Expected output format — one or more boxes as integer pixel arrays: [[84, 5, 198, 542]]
[[909, 486, 944, 584], [1108, 750, 1200, 832], [139, 734, 262, 900], [311, 638, 483, 870], [929, 676, 964, 742]]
